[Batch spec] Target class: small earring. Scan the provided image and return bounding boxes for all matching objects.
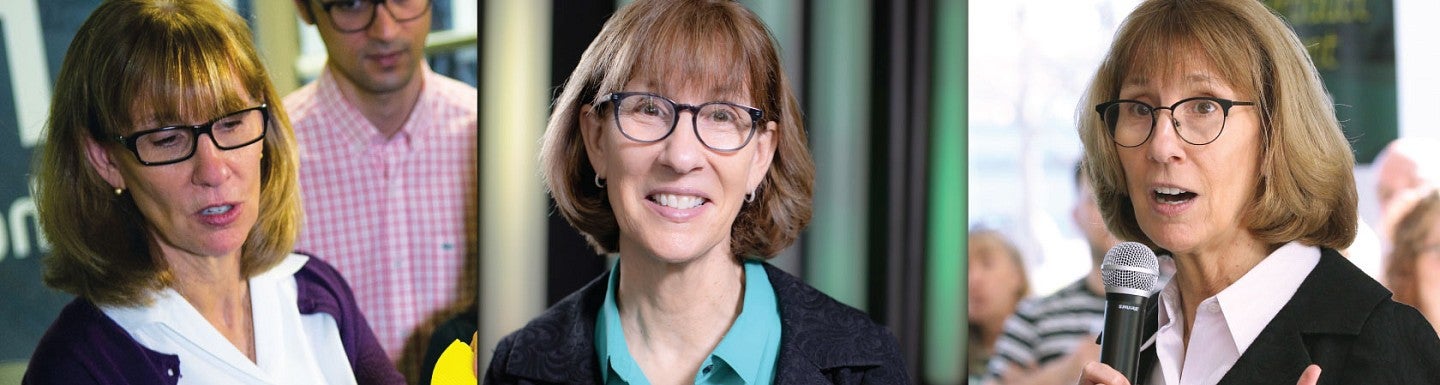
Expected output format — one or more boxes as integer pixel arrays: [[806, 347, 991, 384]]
[[594, 175, 605, 189], [745, 190, 756, 203], [114, 188, 125, 196]]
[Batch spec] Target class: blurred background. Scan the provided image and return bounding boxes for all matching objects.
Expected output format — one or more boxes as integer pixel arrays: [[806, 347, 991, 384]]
[[970, 0, 1440, 298], [0, 0, 967, 384]]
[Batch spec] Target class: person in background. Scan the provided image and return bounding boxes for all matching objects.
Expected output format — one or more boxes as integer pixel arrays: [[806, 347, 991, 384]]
[[1074, 0, 1440, 383], [23, 0, 402, 383], [287, 0, 479, 377], [1385, 188, 1440, 337], [1374, 137, 1440, 253], [484, 0, 908, 383], [968, 227, 1030, 384], [984, 163, 1118, 385]]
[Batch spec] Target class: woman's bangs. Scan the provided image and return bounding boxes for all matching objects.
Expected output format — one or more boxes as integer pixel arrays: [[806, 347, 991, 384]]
[[626, 11, 754, 102], [120, 22, 255, 132]]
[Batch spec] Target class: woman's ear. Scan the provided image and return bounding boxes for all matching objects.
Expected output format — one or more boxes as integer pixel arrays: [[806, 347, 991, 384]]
[[746, 120, 779, 192], [579, 104, 607, 178], [83, 136, 126, 190]]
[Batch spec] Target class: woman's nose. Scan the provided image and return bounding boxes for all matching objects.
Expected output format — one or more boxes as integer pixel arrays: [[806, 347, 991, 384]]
[[655, 113, 706, 174], [1145, 110, 1185, 163], [189, 134, 232, 187]]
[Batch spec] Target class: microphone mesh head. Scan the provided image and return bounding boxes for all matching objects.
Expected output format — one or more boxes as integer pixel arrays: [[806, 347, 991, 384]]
[[1101, 242, 1159, 294]]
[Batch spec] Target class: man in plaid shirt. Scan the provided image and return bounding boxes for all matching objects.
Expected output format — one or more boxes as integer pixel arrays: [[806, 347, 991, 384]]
[[288, 0, 477, 379]]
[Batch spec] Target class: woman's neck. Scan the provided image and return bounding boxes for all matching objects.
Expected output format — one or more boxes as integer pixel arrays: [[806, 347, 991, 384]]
[[1169, 236, 1277, 347], [615, 249, 746, 384], [165, 250, 255, 362]]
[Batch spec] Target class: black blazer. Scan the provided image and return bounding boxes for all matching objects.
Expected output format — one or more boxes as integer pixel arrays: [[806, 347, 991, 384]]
[[483, 263, 909, 384], [1131, 247, 1440, 385]]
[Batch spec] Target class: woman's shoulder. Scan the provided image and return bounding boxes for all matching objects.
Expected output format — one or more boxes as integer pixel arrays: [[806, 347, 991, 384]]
[[761, 263, 888, 332], [762, 263, 910, 383], [486, 271, 608, 384], [285, 252, 362, 321], [25, 298, 178, 384], [288, 253, 352, 303], [761, 263, 909, 383], [1362, 298, 1440, 344]]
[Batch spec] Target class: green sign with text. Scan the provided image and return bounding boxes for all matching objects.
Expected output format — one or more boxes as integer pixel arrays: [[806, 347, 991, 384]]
[[1264, 0, 1395, 164]]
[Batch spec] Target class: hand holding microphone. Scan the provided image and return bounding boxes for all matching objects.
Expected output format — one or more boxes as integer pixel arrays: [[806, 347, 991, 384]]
[[1079, 244, 1326, 385]]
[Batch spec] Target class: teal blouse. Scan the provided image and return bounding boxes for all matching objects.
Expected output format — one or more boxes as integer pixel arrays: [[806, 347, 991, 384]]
[[595, 259, 782, 385]]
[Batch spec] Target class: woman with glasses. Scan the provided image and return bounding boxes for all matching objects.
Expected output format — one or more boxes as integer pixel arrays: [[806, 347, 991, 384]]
[[483, 0, 906, 384], [1075, 0, 1440, 384], [23, 1, 403, 384]]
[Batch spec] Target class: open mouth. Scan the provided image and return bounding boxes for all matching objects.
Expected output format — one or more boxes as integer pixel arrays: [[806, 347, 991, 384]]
[[648, 193, 707, 210], [200, 205, 234, 216], [1153, 187, 1197, 204]]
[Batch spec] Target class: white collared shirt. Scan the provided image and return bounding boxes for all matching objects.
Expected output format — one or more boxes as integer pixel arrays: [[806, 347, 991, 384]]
[[101, 254, 357, 385], [1147, 242, 1319, 385]]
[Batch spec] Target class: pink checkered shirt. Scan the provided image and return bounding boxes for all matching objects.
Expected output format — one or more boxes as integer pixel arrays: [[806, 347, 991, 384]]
[[285, 65, 477, 359]]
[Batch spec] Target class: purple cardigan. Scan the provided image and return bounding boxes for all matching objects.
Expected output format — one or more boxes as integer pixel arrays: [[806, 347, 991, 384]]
[[21, 256, 405, 385]]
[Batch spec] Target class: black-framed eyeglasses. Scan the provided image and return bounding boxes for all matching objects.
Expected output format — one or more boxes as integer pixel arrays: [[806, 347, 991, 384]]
[[1095, 97, 1255, 147], [114, 105, 269, 166], [598, 92, 765, 152], [313, 0, 432, 33]]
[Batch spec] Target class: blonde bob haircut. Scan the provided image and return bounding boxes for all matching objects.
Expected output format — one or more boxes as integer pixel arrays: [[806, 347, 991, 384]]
[[34, 0, 301, 307], [541, 0, 815, 258], [1079, 0, 1357, 252]]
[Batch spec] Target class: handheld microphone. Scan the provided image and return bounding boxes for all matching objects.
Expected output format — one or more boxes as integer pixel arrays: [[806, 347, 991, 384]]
[[1099, 242, 1160, 383]]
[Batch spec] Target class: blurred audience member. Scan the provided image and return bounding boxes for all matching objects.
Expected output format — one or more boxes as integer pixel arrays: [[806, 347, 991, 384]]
[[983, 163, 1119, 385], [288, 0, 479, 376], [968, 227, 1030, 384], [1385, 188, 1440, 336], [1376, 138, 1440, 250]]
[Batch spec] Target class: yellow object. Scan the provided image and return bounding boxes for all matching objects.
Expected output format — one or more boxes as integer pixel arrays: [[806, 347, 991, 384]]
[[431, 339, 477, 385]]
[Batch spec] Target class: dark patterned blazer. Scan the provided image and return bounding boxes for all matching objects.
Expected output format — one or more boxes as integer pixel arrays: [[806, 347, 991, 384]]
[[483, 263, 909, 384], [1129, 247, 1440, 385]]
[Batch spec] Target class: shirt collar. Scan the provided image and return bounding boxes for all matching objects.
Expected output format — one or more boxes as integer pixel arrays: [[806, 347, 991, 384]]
[[708, 260, 779, 384], [102, 254, 310, 329], [1213, 241, 1319, 353], [594, 260, 781, 384], [1152, 242, 1320, 368], [596, 262, 646, 384], [315, 63, 435, 146]]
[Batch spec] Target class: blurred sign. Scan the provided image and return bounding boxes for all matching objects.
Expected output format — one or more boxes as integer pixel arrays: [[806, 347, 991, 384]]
[[1264, 0, 1396, 163], [0, 0, 100, 364]]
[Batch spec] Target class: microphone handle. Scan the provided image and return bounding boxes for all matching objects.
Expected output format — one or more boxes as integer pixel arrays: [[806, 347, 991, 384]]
[[1100, 292, 1148, 382]]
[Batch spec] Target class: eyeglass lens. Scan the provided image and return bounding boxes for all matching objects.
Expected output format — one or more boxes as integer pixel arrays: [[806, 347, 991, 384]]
[[613, 93, 756, 151], [325, 0, 430, 32], [132, 108, 266, 164], [1103, 99, 1228, 147]]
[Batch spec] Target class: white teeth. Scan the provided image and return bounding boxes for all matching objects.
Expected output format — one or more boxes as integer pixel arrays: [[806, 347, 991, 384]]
[[1154, 187, 1187, 195], [201, 205, 232, 215], [652, 194, 703, 209]]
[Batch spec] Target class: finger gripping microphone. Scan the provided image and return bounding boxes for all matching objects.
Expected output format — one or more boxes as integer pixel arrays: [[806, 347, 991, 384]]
[[1100, 242, 1160, 383]]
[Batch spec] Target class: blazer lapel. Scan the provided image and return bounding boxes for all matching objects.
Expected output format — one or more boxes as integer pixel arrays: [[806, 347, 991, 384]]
[[1216, 248, 1388, 385]]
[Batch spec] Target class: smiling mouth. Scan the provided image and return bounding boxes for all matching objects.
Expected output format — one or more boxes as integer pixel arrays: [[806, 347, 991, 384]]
[[648, 193, 707, 210], [1153, 187, 1197, 204]]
